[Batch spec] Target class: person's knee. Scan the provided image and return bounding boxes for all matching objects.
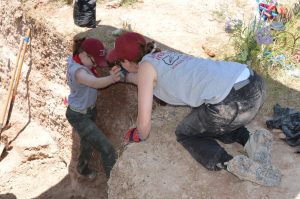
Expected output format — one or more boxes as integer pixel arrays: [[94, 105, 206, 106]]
[[76, 123, 96, 138], [95, 137, 115, 154], [85, 132, 115, 153], [102, 142, 116, 155], [175, 124, 186, 142]]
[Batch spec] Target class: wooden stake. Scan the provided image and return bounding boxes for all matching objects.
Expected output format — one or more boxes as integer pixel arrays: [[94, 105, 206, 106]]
[[0, 28, 30, 129], [5, 29, 31, 126]]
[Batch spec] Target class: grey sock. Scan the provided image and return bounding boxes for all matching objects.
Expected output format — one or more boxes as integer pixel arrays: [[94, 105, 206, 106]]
[[244, 129, 273, 165], [226, 155, 282, 186]]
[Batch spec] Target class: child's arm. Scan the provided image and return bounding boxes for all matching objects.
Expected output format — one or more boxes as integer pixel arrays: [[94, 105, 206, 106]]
[[76, 66, 121, 89]]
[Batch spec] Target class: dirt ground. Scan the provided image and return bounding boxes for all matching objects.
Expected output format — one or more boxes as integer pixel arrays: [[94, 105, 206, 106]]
[[0, 0, 299, 198]]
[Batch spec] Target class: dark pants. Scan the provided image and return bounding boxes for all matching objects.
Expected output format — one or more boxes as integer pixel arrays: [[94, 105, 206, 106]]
[[66, 106, 116, 177], [175, 71, 266, 170]]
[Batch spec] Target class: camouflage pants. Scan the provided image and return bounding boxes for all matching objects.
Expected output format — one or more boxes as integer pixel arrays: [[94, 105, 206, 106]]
[[66, 106, 116, 177]]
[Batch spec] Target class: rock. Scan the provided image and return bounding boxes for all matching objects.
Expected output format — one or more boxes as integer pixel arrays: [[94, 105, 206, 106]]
[[202, 45, 216, 57]]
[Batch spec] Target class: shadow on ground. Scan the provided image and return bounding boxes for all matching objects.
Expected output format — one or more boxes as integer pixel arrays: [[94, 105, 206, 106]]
[[0, 193, 17, 199]]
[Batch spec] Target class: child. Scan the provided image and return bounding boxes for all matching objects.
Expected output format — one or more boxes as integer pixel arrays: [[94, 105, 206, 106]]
[[66, 38, 120, 180]]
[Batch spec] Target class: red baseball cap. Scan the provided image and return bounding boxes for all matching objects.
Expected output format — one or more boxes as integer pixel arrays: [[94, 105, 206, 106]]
[[80, 38, 108, 67], [106, 32, 146, 63]]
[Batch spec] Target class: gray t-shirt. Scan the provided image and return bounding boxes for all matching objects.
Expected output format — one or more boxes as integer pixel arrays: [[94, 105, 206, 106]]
[[140, 51, 247, 107], [66, 56, 97, 110]]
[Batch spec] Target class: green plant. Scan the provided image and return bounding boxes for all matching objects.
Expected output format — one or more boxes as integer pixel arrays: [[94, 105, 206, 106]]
[[259, 13, 300, 70], [226, 10, 299, 73], [226, 18, 262, 65], [262, 30, 299, 70], [120, 0, 138, 7], [122, 21, 133, 31]]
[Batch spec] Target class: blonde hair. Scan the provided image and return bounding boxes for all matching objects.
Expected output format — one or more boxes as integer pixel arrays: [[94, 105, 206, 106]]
[[135, 41, 161, 63]]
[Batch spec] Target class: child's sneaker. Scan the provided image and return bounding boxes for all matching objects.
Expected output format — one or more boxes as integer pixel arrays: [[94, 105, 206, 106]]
[[76, 168, 97, 181], [226, 155, 281, 186]]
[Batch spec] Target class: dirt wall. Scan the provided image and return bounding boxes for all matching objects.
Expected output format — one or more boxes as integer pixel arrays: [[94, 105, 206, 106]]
[[0, 0, 138, 153], [0, 0, 138, 197]]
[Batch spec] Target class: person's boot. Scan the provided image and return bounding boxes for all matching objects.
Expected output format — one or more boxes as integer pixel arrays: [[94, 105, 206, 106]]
[[226, 155, 282, 186], [244, 128, 273, 165]]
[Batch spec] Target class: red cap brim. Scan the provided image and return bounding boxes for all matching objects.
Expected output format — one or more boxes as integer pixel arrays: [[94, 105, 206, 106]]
[[94, 56, 108, 67], [106, 49, 119, 64]]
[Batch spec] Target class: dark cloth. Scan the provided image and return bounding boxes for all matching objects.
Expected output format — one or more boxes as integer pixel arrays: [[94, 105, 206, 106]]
[[66, 106, 116, 177], [176, 71, 266, 170], [266, 104, 300, 147], [296, 146, 300, 153], [73, 0, 96, 28]]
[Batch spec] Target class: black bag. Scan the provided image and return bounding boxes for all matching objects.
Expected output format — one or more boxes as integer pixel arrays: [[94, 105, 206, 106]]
[[73, 0, 96, 28]]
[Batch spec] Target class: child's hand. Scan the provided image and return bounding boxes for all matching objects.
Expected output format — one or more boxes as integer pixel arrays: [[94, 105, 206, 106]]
[[110, 66, 121, 82], [119, 66, 128, 82]]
